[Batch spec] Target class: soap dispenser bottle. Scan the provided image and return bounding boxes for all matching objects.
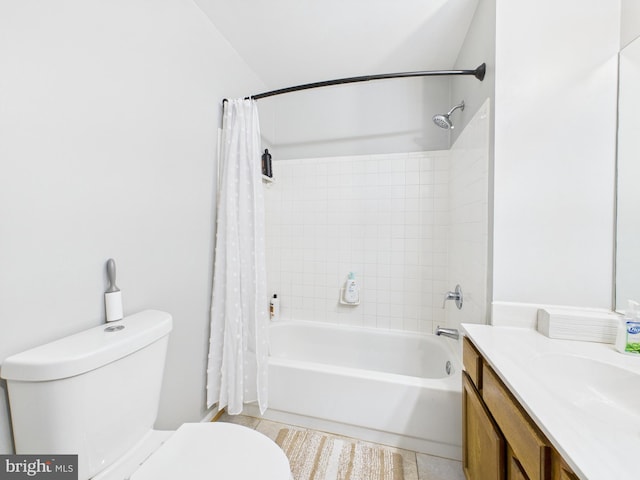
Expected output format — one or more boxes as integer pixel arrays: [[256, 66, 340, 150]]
[[616, 300, 640, 355], [343, 272, 359, 304]]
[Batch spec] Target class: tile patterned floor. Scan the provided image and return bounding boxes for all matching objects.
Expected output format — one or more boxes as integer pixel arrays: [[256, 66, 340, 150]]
[[215, 412, 465, 480]]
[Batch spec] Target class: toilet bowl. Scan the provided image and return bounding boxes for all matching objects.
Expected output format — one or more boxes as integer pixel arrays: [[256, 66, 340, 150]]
[[94, 423, 290, 480], [1, 310, 291, 480]]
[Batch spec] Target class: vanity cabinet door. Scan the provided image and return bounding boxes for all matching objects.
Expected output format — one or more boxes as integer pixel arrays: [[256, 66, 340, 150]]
[[463, 372, 506, 480], [508, 446, 530, 480]]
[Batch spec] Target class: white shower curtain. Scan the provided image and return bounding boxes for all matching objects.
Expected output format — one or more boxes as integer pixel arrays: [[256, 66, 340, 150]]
[[207, 98, 269, 415]]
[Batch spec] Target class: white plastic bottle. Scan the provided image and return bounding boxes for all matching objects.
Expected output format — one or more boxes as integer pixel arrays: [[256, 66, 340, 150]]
[[616, 300, 640, 355], [269, 294, 280, 321], [343, 272, 359, 304]]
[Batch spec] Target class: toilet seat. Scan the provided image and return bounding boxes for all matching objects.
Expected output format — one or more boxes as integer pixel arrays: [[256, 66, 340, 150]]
[[130, 423, 291, 480]]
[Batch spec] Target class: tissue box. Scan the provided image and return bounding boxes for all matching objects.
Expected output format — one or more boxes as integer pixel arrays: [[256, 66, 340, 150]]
[[537, 308, 621, 343]]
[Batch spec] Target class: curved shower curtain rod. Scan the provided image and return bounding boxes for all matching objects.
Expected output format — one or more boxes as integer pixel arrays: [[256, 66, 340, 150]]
[[222, 63, 485, 103]]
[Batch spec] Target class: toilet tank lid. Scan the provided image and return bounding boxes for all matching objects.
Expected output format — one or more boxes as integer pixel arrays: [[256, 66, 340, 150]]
[[1, 310, 173, 382]]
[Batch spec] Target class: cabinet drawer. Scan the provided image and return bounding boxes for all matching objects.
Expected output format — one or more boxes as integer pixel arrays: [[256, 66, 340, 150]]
[[483, 363, 551, 480], [463, 337, 482, 388]]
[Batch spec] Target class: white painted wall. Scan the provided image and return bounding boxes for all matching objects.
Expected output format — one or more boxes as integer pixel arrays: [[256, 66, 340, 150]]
[[0, 0, 266, 454], [193, 0, 479, 90], [266, 77, 452, 160], [621, 0, 640, 47], [492, 0, 619, 311], [199, 0, 484, 161]]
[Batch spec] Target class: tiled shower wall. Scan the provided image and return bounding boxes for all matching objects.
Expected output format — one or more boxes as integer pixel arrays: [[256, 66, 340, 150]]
[[264, 100, 490, 333], [264, 151, 450, 333]]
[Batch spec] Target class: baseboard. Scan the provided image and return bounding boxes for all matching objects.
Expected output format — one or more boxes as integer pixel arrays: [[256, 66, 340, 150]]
[[201, 408, 224, 423]]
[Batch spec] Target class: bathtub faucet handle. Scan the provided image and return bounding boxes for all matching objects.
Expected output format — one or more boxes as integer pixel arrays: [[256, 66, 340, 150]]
[[442, 285, 463, 310]]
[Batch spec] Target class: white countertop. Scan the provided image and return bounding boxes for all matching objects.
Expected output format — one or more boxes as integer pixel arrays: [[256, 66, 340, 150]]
[[462, 324, 640, 480]]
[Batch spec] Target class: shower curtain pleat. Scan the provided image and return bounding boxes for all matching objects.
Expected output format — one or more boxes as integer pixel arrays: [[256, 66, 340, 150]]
[[207, 98, 269, 415]]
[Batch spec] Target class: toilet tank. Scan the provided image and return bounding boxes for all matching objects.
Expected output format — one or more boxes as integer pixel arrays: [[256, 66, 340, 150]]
[[1, 310, 173, 480]]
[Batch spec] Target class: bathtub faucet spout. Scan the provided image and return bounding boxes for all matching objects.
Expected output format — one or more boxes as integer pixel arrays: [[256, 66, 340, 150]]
[[435, 326, 459, 340]]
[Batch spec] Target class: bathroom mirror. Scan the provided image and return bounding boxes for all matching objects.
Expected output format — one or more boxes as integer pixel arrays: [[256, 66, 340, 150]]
[[615, 34, 640, 311]]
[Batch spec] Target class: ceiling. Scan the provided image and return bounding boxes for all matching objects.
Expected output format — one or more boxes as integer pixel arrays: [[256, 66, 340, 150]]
[[193, 0, 479, 90]]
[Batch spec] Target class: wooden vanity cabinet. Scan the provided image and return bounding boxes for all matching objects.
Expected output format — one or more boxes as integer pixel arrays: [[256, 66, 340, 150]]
[[462, 337, 579, 480]]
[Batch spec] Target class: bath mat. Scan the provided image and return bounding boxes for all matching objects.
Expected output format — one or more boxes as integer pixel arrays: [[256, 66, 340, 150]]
[[275, 428, 404, 480]]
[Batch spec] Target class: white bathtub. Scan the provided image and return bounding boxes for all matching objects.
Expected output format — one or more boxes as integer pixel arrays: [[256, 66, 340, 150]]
[[246, 321, 462, 460]]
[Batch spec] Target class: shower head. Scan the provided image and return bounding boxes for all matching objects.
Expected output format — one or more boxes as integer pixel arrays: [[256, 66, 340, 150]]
[[432, 101, 465, 130], [433, 114, 453, 130]]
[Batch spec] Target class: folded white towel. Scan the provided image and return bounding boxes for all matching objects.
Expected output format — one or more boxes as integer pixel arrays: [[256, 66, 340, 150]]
[[537, 307, 621, 343]]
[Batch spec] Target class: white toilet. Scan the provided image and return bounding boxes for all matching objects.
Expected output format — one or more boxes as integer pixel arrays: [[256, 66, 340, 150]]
[[1, 310, 291, 480]]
